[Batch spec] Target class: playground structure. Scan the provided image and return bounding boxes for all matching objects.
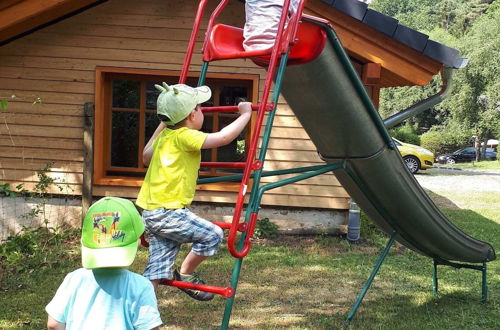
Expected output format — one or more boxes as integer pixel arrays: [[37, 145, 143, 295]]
[[145, 0, 497, 328]]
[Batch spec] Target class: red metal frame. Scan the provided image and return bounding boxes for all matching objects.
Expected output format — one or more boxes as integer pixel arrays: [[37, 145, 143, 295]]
[[227, 0, 300, 259], [160, 279, 234, 298], [201, 103, 274, 113], [177, 0, 311, 258]]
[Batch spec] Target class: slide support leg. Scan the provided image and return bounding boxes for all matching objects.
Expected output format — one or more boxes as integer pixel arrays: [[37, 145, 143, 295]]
[[432, 259, 439, 296], [345, 232, 397, 325], [481, 262, 487, 303]]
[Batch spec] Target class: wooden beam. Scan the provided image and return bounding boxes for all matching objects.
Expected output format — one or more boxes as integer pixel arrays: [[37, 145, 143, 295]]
[[0, 0, 104, 45], [305, 0, 443, 87], [362, 63, 381, 85], [82, 102, 94, 223]]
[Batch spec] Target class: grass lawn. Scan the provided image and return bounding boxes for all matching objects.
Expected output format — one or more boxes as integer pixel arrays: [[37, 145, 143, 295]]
[[1, 185, 498, 328], [434, 159, 500, 171]]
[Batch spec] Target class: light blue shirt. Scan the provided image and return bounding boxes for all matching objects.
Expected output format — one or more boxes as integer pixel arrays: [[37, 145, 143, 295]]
[[46, 268, 162, 330]]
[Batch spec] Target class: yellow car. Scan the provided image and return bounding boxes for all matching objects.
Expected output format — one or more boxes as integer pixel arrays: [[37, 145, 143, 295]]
[[393, 138, 434, 174]]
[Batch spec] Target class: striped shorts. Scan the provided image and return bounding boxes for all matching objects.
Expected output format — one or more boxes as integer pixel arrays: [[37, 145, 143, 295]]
[[142, 207, 223, 281]]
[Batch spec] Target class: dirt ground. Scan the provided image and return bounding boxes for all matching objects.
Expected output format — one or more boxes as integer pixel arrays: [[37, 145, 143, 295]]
[[414, 167, 500, 192]]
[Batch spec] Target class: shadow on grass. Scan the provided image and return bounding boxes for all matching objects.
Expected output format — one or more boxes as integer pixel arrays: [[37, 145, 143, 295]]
[[424, 190, 461, 209], [0, 206, 497, 329], [347, 290, 498, 330]]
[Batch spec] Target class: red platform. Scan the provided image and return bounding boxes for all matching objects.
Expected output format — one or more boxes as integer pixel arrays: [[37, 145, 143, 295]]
[[203, 18, 326, 67]]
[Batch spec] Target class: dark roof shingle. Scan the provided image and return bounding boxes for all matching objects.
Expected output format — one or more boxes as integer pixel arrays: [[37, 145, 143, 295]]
[[321, 0, 464, 68]]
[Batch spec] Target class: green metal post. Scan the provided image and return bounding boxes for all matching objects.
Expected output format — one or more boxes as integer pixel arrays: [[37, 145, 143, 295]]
[[481, 262, 487, 303], [220, 53, 290, 330], [254, 163, 342, 207], [345, 232, 397, 324], [197, 61, 209, 86], [198, 164, 337, 185], [432, 259, 439, 296], [220, 257, 243, 330]]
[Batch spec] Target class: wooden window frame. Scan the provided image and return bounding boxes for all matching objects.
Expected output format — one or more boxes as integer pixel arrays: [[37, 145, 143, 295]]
[[94, 67, 259, 191]]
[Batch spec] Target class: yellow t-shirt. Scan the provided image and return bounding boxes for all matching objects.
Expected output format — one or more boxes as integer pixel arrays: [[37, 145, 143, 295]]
[[136, 127, 207, 210]]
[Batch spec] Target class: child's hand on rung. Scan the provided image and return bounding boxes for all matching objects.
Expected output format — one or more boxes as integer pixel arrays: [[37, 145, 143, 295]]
[[237, 102, 252, 116]]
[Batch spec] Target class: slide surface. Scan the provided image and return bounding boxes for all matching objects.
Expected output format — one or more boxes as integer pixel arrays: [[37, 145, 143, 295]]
[[279, 23, 496, 264]]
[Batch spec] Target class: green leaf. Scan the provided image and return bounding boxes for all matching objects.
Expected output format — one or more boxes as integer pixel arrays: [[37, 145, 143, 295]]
[[0, 99, 8, 111]]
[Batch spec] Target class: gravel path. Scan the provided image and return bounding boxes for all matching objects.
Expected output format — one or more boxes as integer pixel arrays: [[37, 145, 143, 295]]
[[414, 168, 500, 192]]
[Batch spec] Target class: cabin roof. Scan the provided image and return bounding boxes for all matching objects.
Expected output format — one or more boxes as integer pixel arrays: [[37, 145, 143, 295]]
[[320, 0, 464, 68], [0, 0, 465, 87]]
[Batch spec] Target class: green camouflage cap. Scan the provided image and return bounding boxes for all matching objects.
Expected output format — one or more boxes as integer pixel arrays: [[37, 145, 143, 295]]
[[81, 197, 144, 269]]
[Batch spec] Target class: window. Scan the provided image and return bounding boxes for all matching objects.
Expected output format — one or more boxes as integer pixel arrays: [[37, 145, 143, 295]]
[[94, 68, 257, 187]]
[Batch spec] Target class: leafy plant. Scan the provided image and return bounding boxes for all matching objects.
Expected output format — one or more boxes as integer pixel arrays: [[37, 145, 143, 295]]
[[0, 183, 28, 197], [0, 99, 8, 111], [389, 123, 421, 145], [0, 225, 79, 275], [253, 218, 279, 238]]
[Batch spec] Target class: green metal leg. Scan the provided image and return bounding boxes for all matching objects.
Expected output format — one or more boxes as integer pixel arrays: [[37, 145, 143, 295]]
[[481, 262, 487, 303], [345, 232, 397, 325], [432, 259, 439, 296], [433, 260, 488, 303], [221, 258, 243, 330]]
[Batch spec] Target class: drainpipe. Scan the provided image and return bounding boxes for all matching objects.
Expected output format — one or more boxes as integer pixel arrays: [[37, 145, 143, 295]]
[[383, 65, 462, 129]]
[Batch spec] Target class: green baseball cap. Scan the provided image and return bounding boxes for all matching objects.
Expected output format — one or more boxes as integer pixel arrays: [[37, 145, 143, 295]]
[[81, 197, 145, 269], [155, 82, 212, 125]]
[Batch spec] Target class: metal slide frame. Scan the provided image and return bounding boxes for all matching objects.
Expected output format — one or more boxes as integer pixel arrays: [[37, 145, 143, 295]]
[[281, 17, 495, 325], [159, 0, 495, 328], [174, 1, 338, 328]]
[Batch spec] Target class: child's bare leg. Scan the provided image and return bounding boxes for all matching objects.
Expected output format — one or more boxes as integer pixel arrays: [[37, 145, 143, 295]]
[[180, 252, 208, 275], [151, 279, 160, 290]]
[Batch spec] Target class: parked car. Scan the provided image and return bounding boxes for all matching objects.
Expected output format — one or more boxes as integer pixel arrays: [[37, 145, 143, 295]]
[[436, 147, 497, 164], [393, 138, 434, 174]]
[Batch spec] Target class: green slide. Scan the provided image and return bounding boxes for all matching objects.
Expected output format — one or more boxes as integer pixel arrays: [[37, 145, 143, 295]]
[[280, 24, 496, 264]]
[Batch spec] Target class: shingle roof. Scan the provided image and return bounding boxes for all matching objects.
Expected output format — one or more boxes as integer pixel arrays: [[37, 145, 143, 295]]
[[321, 0, 466, 68]]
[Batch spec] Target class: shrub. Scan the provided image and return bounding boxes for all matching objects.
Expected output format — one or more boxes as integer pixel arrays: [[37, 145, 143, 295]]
[[0, 225, 79, 276], [421, 124, 474, 155], [389, 124, 421, 145], [253, 218, 279, 239]]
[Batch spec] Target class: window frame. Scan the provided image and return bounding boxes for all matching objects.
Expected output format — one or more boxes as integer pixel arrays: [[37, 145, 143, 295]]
[[94, 67, 259, 191]]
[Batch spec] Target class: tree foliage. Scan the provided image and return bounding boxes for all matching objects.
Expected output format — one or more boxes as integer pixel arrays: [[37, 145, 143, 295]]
[[372, 0, 500, 152]]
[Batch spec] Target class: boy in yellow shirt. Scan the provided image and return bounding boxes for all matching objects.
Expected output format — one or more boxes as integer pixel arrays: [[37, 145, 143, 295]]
[[136, 82, 251, 301]]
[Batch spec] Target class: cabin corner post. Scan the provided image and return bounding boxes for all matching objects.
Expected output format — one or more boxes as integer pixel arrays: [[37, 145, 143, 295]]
[[82, 102, 95, 223]]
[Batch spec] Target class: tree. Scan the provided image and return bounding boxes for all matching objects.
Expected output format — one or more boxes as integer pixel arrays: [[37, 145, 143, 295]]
[[372, 0, 500, 159]]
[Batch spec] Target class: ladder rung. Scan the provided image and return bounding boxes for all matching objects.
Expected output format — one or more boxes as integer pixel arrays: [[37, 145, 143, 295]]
[[201, 103, 274, 112], [160, 279, 234, 298], [213, 221, 247, 232], [200, 162, 246, 168]]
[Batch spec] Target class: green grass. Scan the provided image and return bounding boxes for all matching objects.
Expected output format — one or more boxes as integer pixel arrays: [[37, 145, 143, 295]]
[[1, 190, 499, 329], [435, 159, 500, 171]]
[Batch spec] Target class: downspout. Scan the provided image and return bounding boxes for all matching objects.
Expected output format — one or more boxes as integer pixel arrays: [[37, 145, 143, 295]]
[[383, 66, 457, 129]]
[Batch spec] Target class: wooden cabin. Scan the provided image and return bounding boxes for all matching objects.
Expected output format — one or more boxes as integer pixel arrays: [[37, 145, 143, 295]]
[[0, 0, 460, 238]]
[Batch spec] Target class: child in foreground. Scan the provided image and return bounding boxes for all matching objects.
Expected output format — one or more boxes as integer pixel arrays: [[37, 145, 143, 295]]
[[46, 197, 162, 330], [136, 83, 251, 301]]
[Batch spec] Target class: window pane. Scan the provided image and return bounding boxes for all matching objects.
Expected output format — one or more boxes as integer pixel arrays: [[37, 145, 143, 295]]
[[218, 115, 247, 162], [111, 111, 139, 167], [146, 82, 161, 110], [112, 80, 140, 108], [145, 112, 161, 144], [219, 86, 248, 106]]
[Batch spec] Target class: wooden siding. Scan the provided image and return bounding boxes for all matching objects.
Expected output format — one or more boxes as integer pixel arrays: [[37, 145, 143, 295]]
[[0, 0, 351, 210]]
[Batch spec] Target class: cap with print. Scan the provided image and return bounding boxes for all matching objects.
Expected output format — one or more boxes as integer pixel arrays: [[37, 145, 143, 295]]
[[81, 197, 145, 269], [155, 82, 212, 125]]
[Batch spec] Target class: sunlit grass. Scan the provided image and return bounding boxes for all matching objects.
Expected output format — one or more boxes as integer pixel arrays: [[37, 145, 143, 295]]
[[435, 160, 500, 171], [1, 191, 499, 329]]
